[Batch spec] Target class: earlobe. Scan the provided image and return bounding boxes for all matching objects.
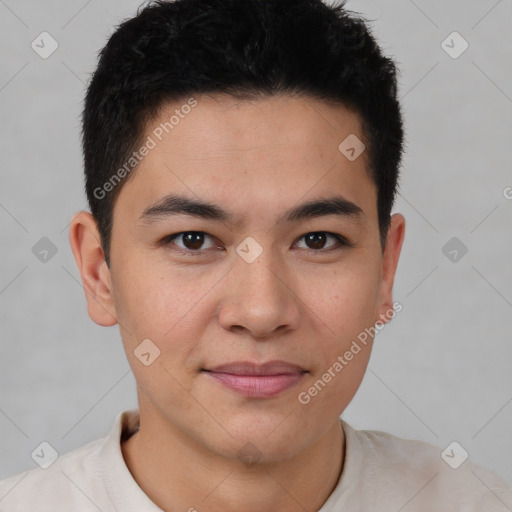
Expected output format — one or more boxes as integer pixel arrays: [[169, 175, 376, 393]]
[[69, 211, 118, 327], [375, 213, 406, 325]]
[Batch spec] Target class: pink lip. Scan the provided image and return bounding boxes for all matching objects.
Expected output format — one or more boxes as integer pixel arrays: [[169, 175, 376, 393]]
[[203, 361, 307, 398]]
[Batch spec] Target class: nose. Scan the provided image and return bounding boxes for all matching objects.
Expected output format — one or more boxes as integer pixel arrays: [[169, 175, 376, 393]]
[[217, 250, 301, 339]]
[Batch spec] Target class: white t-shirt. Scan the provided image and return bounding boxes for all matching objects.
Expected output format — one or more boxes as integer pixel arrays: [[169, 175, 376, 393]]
[[1, 410, 511, 511]]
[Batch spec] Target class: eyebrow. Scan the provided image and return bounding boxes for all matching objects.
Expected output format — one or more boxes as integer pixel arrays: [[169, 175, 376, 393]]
[[138, 193, 364, 225]]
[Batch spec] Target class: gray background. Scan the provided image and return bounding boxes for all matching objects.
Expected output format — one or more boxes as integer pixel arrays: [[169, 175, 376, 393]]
[[0, 0, 511, 486]]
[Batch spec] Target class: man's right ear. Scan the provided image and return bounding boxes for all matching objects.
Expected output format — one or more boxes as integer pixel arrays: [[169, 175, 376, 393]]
[[69, 211, 118, 327]]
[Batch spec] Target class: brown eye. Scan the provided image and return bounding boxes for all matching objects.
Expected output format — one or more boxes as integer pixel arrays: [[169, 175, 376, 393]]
[[304, 232, 327, 249], [181, 232, 205, 250], [166, 231, 217, 251], [296, 232, 348, 251]]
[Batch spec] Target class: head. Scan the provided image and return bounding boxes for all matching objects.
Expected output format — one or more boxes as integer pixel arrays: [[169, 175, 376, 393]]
[[71, 0, 405, 464]]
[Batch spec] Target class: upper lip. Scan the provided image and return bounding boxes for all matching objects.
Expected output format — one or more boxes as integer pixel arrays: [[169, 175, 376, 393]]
[[204, 360, 307, 376]]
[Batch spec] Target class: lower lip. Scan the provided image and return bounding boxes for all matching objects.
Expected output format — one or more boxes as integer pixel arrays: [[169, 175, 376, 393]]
[[204, 371, 304, 398]]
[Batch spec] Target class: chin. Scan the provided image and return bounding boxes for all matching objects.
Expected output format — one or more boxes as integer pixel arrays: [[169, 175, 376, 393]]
[[218, 414, 310, 461]]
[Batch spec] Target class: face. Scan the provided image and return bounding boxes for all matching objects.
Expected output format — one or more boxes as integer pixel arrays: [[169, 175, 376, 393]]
[[71, 94, 405, 463]]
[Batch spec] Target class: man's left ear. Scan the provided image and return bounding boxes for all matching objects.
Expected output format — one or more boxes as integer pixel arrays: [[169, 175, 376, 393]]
[[375, 213, 406, 324]]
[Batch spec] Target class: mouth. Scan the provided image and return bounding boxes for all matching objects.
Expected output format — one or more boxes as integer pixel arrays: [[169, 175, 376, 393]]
[[201, 360, 308, 398]]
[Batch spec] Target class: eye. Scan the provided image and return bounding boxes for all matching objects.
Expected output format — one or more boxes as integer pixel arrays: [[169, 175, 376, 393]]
[[295, 232, 349, 251], [164, 231, 220, 251], [161, 230, 349, 254]]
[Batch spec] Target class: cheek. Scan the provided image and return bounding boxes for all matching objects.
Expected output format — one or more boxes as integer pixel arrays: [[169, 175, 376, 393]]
[[294, 269, 378, 418], [300, 258, 381, 341], [111, 267, 211, 400], [111, 259, 220, 351]]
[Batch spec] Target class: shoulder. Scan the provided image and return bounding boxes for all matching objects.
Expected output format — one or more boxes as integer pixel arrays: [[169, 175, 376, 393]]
[[336, 421, 512, 511], [0, 410, 140, 512], [0, 436, 108, 512]]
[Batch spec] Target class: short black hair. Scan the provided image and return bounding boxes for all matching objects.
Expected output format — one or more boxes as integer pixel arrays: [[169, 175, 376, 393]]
[[82, 0, 404, 266]]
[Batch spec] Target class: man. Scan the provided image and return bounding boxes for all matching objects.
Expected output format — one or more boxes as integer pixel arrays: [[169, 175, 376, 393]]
[[1, 0, 510, 510]]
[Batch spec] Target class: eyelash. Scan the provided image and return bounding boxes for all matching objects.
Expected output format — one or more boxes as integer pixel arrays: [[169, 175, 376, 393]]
[[160, 231, 351, 255]]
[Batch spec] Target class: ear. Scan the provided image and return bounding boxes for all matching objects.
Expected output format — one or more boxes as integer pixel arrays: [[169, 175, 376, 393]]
[[375, 213, 406, 325], [69, 211, 118, 327]]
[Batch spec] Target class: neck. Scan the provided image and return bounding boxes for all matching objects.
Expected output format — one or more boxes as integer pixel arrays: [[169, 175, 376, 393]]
[[121, 408, 345, 512]]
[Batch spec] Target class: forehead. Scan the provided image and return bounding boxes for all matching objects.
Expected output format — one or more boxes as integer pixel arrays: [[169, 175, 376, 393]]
[[115, 94, 377, 225], [146, 94, 366, 164]]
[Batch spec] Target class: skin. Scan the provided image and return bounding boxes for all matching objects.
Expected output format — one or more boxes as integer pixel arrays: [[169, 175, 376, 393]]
[[70, 94, 405, 512]]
